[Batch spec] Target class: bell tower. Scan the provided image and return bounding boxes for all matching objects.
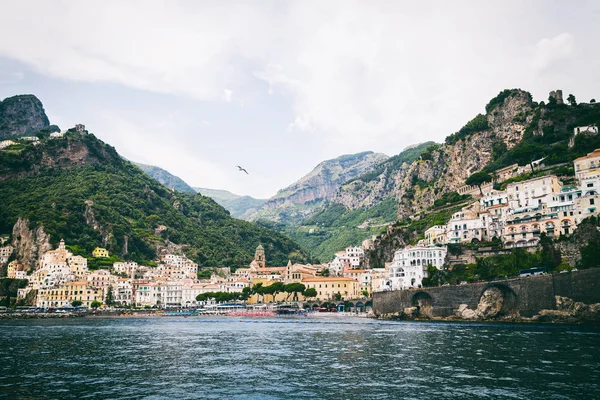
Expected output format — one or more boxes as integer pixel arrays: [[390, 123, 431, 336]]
[[254, 244, 266, 268]]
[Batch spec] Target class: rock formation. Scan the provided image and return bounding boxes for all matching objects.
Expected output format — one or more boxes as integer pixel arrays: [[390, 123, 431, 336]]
[[249, 151, 388, 223], [11, 218, 52, 271], [0, 94, 50, 139], [333, 89, 534, 218], [535, 296, 600, 323]]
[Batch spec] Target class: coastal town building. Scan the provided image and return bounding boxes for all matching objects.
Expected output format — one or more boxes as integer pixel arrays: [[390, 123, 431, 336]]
[[36, 281, 103, 308], [0, 244, 13, 263], [302, 277, 359, 301], [92, 247, 109, 258], [506, 175, 561, 210], [424, 225, 447, 245], [0, 140, 17, 149], [7, 261, 26, 279], [388, 245, 447, 290], [446, 208, 483, 243]]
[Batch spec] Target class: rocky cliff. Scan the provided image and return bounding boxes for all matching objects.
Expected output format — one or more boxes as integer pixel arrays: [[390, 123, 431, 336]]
[[11, 218, 52, 272], [0, 130, 122, 182], [334, 90, 534, 219], [0, 94, 50, 139], [250, 151, 388, 224]]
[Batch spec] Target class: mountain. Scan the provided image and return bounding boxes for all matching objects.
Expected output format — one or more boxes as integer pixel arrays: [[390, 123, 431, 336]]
[[360, 89, 600, 268], [0, 96, 308, 270], [134, 162, 196, 193], [278, 143, 433, 262], [194, 188, 266, 220], [249, 151, 388, 224], [0, 94, 50, 139]]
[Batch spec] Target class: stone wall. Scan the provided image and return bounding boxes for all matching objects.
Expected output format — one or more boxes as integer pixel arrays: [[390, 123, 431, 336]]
[[373, 268, 600, 318]]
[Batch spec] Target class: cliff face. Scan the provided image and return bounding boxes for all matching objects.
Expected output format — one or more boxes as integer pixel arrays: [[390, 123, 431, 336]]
[[11, 218, 52, 271], [250, 151, 388, 224], [334, 90, 534, 219], [0, 95, 50, 139], [0, 132, 122, 182]]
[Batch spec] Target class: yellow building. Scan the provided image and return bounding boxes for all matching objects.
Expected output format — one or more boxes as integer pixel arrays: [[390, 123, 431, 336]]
[[92, 247, 109, 258], [7, 261, 26, 279], [302, 277, 359, 301], [36, 281, 103, 308]]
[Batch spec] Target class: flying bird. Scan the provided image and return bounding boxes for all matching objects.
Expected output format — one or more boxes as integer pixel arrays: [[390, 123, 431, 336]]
[[236, 165, 249, 175]]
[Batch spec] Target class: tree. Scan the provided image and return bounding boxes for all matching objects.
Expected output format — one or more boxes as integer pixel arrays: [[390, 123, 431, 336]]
[[71, 300, 83, 307], [105, 287, 114, 306], [361, 290, 369, 297], [91, 300, 102, 309], [465, 171, 492, 195], [197, 269, 211, 279], [511, 143, 544, 173], [567, 94, 577, 106], [268, 282, 285, 302], [422, 265, 446, 287], [591, 99, 597, 104], [303, 287, 317, 299], [283, 282, 306, 301], [320, 268, 330, 277]]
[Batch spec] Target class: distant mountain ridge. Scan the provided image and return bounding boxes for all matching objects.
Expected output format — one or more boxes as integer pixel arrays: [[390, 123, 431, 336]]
[[194, 188, 266, 220], [249, 151, 389, 224], [134, 162, 196, 193]]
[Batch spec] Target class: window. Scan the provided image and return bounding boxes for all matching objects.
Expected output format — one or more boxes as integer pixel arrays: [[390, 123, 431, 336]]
[[591, 199, 596, 205]]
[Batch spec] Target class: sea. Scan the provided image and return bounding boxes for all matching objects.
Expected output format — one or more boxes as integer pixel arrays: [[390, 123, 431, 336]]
[[0, 316, 599, 399]]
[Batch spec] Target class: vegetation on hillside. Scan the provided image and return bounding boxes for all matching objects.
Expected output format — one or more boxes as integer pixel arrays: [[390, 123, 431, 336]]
[[484, 101, 600, 173], [0, 133, 307, 268]]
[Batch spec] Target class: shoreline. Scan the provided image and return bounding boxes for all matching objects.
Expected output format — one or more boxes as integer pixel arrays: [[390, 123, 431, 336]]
[[2, 311, 599, 326]]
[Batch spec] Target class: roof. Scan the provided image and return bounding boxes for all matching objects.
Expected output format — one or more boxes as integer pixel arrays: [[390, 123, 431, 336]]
[[345, 269, 367, 273], [302, 277, 357, 283], [256, 244, 264, 250], [574, 148, 600, 162], [487, 203, 508, 210]]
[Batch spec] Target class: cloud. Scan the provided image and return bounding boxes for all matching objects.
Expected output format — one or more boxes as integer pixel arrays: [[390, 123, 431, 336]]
[[530, 33, 574, 71], [1, 1, 599, 197]]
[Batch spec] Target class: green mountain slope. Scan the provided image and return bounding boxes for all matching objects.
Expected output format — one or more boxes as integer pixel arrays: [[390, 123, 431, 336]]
[[134, 162, 196, 193], [0, 129, 307, 268], [194, 187, 266, 220], [249, 151, 389, 224], [276, 143, 435, 262]]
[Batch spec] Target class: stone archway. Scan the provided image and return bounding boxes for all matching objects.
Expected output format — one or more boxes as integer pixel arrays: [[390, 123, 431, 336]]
[[411, 291, 433, 317], [477, 283, 518, 318]]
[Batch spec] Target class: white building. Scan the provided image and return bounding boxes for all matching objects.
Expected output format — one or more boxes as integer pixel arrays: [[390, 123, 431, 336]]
[[574, 149, 600, 182], [446, 209, 483, 243], [50, 131, 64, 138], [20, 136, 39, 142], [0, 140, 17, 149], [0, 244, 13, 263], [388, 245, 447, 290], [114, 278, 133, 305], [112, 261, 138, 277], [506, 175, 561, 210]]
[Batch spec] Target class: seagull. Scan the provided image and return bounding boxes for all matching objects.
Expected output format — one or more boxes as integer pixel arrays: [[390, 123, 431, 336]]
[[236, 165, 249, 175]]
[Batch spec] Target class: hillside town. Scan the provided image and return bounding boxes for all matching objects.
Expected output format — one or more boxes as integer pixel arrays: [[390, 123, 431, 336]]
[[1, 147, 600, 310]]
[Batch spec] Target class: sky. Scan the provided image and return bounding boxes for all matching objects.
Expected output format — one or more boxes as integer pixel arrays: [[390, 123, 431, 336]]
[[0, 1, 599, 198]]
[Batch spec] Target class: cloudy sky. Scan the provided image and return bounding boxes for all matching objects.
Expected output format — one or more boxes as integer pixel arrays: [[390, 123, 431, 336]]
[[1, 1, 599, 198]]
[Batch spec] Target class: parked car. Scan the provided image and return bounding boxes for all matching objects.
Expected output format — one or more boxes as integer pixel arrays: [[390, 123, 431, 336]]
[[459, 281, 467, 285]]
